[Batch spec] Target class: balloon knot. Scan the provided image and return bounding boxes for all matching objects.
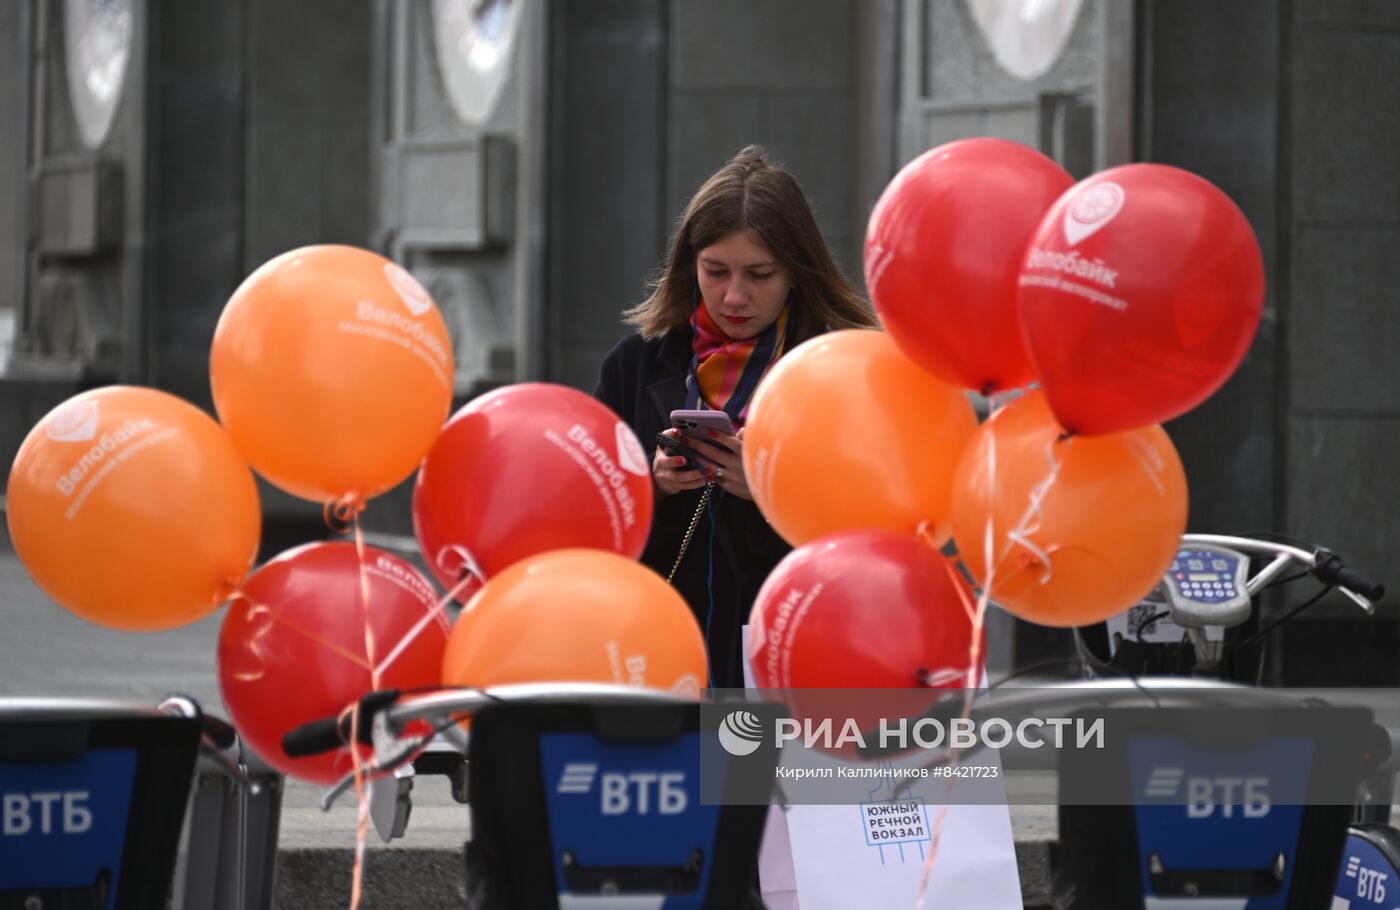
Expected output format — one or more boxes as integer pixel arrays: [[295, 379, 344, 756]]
[[436, 545, 485, 588], [214, 577, 243, 605], [323, 495, 367, 533]]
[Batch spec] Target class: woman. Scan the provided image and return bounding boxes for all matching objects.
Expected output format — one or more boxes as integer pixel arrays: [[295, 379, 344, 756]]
[[594, 146, 878, 687]]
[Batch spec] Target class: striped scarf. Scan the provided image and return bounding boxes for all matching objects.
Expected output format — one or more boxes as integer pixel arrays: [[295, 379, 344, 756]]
[[684, 299, 789, 426]]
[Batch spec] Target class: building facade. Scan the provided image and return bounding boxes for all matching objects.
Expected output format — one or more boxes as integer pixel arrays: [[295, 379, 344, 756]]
[[1, 0, 1394, 681]]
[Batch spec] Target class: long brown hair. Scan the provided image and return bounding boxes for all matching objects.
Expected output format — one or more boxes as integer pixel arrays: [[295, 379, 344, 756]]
[[626, 145, 877, 342]]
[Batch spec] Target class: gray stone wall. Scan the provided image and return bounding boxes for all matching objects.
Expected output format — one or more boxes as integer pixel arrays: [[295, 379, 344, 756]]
[[0, 3, 22, 321], [666, 0, 857, 273], [147, 0, 249, 409], [546, 0, 669, 391], [1139, 0, 1397, 682], [245, 0, 373, 273], [1286, 0, 1400, 578], [549, 0, 863, 392], [1278, 0, 1400, 678], [1141, 0, 1282, 538]]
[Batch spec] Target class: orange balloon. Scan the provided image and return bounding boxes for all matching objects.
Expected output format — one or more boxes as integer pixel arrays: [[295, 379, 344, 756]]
[[950, 392, 1188, 627], [6, 387, 261, 630], [442, 549, 707, 695], [210, 245, 454, 503], [742, 330, 978, 546]]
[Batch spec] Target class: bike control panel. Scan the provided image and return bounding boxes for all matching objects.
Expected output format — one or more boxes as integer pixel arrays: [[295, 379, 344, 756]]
[[1162, 544, 1252, 629]]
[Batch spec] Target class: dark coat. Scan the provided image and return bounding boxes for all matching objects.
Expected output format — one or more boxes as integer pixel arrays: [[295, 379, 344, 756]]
[[594, 328, 791, 688]]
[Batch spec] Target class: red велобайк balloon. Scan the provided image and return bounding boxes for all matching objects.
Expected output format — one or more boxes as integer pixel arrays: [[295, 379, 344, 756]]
[[1017, 164, 1265, 435], [865, 138, 1073, 394], [217, 541, 450, 784], [746, 531, 980, 763], [413, 383, 653, 595], [747, 530, 980, 689]]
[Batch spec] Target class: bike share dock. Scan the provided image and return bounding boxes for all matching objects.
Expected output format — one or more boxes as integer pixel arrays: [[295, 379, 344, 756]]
[[0, 548, 1070, 907]]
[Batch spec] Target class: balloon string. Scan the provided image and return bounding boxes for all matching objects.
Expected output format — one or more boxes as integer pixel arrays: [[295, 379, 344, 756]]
[[979, 400, 1002, 610], [991, 434, 1066, 586], [913, 390, 1016, 910], [1005, 438, 1065, 584], [914, 805, 950, 910], [349, 511, 381, 692], [231, 601, 375, 679], [962, 580, 988, 694], [911, 680, 981, 910], [347, 500, 375, 910], [914, 522, 976, 629], [347, 701, 369, 910], [912, 633, 992, 910], [375, 569, 480, 677]]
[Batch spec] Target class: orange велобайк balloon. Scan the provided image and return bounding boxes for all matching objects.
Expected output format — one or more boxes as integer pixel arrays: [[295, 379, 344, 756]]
[[210, 245, 454, 504], [950, 392, 1187, 627], [6, 387, 261, 631], [741, 330, 978, 547], [442, 549, 707, 695]]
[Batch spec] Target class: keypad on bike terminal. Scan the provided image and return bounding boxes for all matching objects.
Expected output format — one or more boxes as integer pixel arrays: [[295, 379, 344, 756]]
[[1167, 549, 1244, 604]]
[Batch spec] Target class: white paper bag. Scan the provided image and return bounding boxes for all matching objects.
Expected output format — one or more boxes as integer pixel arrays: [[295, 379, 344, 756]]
[[762, 801, 1023, 910], [742, 626, 1024, 910]]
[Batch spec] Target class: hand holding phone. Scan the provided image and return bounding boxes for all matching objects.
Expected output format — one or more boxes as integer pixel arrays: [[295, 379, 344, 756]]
[[655, 432, 704, 471]]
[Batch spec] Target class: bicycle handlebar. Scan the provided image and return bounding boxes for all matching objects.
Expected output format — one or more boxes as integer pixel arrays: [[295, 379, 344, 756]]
[[159, 695, 237, 750], [0, 696, 239, 752], [1181, 533, 1384, 608], [1313, 551, 1386, 601], [281, 689, 402, 758], [282, 715, 354, 759], [280, 683, 686, 758]]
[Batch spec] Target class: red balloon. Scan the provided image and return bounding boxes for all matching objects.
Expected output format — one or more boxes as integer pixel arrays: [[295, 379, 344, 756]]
[[865, 138, 1073, 393], [747, 530, 981, 689], [413, 383, 654, 595], [1017, 164, 1265, 435], [217, 542, 450, 784]]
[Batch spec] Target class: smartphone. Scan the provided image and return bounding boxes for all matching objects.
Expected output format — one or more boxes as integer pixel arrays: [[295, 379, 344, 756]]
[[670, 409, 736, 443], [655, 432, 704, 471]]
